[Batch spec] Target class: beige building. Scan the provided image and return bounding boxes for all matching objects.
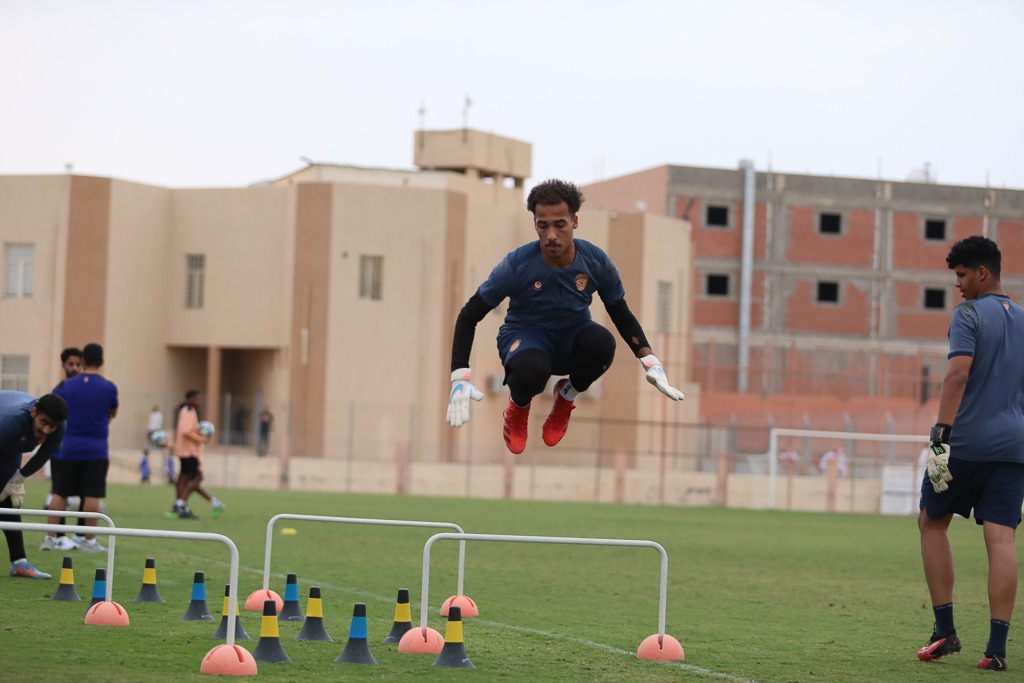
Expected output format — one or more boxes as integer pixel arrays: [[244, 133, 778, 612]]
[[0, 129, 697, 486]]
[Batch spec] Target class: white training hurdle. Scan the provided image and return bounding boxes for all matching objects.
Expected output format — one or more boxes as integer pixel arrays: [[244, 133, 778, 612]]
[[6, 508, 116, 599], [0, 520, 253, 673], [414, 532, 681, 657], [253, 513, 469, 600]]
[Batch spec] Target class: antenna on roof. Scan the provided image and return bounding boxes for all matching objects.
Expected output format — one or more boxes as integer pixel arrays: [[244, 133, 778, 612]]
[[418, 100, 427, 148], [462, 95, 472, 141]]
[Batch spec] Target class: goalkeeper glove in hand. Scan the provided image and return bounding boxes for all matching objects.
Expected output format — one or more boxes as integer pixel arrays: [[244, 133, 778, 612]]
[[640, 355, 685, 401], [446, 368, 484, 428], [1, 470, 25, 508], [927, 423, 953, 494]]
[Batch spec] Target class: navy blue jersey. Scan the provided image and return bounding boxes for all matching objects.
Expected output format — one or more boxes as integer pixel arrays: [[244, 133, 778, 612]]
[[476, 239, 626, 333], [0, 390, 65, 480], [947, 293, 1024, 462], [55, 373, 118, 461]]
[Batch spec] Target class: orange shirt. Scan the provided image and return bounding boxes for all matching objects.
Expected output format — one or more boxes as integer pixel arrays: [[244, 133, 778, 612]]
[[174, 405, 208, 457]]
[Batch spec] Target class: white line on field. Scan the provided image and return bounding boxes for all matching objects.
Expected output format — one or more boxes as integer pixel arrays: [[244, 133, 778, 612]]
[[152, 547, 759, 683]]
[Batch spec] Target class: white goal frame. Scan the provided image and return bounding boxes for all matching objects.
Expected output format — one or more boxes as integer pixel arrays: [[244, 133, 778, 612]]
[[767, 427, 928, 509]]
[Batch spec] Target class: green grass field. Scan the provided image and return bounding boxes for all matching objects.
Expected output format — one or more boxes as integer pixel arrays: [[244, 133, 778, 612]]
[[0, 479, 1013, 682]]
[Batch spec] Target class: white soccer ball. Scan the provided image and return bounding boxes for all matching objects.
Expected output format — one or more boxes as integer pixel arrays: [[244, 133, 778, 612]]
[[198, 420, 215, 437], [150, 429, 169, 447]]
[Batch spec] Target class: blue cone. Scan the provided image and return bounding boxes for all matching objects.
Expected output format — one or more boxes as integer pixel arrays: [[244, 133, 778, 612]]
[[182, 571, 214, 621], [278, 572, 304, 621], [83, 568, 106, 617], [335, 602, 377, 664]]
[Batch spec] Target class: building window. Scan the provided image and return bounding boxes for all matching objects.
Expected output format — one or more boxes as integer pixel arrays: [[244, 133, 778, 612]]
[[924, 218, 947, 241], [185, 254, 205, 309], [924, 288, 946, 310], [818, 212, 842, 235], [655, 281, 672, 332], [4, 244, 34, 299], [816, 281, 840, 303], [706, 273, 730, 297], [0, 355, 29, 391], [705, 205, 730, 228], [359, 255, 383, 300]]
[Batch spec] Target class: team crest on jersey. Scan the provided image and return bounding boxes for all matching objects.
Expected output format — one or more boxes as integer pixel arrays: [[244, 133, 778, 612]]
[[509, 339, 521, 353], [1004, 301, 1011, 311], [574, 274, 589, 291], [534, 281, 542, 290]]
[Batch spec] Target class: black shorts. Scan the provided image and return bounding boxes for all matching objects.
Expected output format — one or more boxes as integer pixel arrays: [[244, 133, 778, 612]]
[[920, 458, 1024, 528], [52, 459, 109, 499], [178, 456, 201, 477]]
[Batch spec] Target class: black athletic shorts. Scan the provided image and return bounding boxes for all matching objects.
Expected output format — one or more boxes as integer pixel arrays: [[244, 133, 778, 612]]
[[920, 458, 1024, 528], [178, 456, 201, 476], [52, 459, 109, 499]]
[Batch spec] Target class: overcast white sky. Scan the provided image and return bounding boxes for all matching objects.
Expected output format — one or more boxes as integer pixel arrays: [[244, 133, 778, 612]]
[[2, 0, 1022, 191]]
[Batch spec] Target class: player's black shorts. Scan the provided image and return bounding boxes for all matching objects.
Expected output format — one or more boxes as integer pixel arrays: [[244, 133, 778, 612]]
[[178, 456, 201, 476], [920, 458, 1024, 528], [52, 459, 109, 499]]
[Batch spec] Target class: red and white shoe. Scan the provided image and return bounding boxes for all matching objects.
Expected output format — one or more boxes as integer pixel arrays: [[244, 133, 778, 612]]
[[502, 400, 530, 454], [542, 379, 576, 447]]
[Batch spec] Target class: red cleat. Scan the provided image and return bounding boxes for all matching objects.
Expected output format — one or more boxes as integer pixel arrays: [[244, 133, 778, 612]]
[[917, 631, 961, 661], [542, 379, 575, 447], [502, 400, 530, 454]]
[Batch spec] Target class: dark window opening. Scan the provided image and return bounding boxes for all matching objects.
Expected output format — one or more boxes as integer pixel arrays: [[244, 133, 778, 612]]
[[817, 281, 839, 303], [819, 213, 842, 234], [924, 219, 947, 241], [706, 274, 729, 296], [706, 205, 729, 227], [924, 288, 946, 309]]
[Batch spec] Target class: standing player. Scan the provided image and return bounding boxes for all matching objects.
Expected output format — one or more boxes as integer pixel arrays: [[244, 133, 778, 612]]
[[917, 236, 1024, 672], [445, 179, 683, 453], [0, 391, 68, 578], [170, 390, 224, 519], [40, 346, 83, 551], [48, 343, 118, 553]]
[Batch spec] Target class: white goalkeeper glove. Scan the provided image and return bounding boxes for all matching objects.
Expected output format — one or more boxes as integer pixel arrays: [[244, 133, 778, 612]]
[[927, 423, 953, 493], [640, 355, 685, 401], [446, 368, 484, 428], [1, 470, 25, 508]]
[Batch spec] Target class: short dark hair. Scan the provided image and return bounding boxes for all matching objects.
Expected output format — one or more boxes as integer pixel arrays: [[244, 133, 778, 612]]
[[947, 235, 1001, 279], [527, 179, 585, 214], [35, 394, 68, 423], [185, 389, 201, 400], [60, 347, 83, 363], [83, 343, 104, 367]]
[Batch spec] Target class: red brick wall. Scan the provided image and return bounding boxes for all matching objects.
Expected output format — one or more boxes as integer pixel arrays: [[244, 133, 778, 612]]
[[786, 206, 874, 265], [785, 280, 871, 335], [999, 219, 1024, 277], [680, 198, 769, 260]]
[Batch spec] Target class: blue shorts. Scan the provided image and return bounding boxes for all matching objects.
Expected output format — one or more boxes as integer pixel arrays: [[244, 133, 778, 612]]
[[920, 458, 1024, 528], [497, 322, 604, 376]]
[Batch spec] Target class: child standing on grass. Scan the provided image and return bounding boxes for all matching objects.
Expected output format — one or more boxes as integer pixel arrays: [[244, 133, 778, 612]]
[[139, 451, 150, 484]]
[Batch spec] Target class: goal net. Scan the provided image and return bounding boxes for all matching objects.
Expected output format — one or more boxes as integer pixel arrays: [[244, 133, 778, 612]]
[[766, 427, 929, 512]]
